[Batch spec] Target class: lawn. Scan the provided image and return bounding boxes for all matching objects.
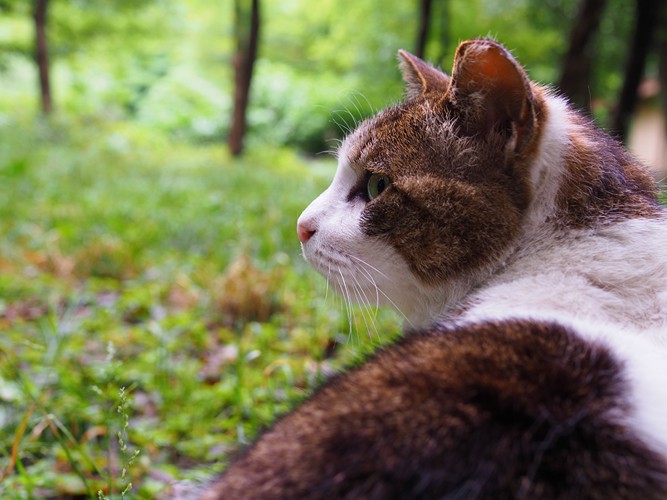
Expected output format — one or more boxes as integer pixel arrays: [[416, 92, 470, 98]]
[[0, 115, 400, 498]]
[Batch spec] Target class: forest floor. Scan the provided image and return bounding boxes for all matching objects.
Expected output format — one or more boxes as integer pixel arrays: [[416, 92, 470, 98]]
[[0, 115, 399, 498]]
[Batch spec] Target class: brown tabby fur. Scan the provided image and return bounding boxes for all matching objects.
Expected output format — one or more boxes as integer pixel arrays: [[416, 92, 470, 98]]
[[555, 112, 660, 227], [200, 321, 667, 499]]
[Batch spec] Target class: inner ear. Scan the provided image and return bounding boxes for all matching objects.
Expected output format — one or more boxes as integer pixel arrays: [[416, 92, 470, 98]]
[[448, 39, 535, 153], [398, 50, 451, 100]]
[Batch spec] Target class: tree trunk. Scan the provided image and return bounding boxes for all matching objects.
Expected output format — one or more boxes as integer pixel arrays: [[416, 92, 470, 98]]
[[228, 0, 260, 157], [415, 0, 433, 60], [557, 0, 608, 114], [658, 2, 667, 139], [610, 0, 660, 141], [433, 0, 450, 66], [34, 0, 52, 115]]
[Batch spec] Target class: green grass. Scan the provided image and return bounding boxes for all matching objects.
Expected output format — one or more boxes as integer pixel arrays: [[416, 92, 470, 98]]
[[0, 114, 400, 498]]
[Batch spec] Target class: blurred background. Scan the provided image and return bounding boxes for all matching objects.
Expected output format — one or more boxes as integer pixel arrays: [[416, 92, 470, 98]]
[[2, 0, 666, 164], [0, 0, 666, 497]]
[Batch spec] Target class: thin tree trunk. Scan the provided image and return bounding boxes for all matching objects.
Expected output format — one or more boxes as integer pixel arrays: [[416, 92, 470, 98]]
[[228, 0, 260, 157], [658, 3, 667, 140], [34, 0, 52, 115], [434, 0, 450, 66], [415, 0, 433, 60], [610, 0, 660, 141], [557, 0, 608, 114]]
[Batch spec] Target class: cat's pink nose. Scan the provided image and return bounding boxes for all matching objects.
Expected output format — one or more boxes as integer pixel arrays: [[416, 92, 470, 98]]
[[297, 220, 316, 243]]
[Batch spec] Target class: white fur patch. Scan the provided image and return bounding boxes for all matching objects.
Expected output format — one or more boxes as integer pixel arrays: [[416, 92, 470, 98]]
[[523, 92, 570, 229]]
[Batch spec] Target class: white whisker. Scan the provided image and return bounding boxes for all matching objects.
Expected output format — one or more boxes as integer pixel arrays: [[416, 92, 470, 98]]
[[336, 267, 356, 340], [351, 262, 381, 310], [348, 271, 379, 341], [349, 254, 392, 281], [324, 261, 332, 303], [349, 256, 413, 327]]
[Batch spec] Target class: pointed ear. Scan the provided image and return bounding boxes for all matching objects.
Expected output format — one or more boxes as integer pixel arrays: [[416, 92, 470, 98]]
[[398, 50, 451, 100], [448, 39, 536, 153]]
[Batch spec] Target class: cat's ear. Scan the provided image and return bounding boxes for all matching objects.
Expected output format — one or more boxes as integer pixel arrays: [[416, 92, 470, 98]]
[[448, 39, 536, 153], [398, 50, 451, 100]]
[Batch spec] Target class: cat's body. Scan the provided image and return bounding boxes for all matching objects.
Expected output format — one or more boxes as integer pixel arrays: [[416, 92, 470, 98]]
[[190, 320, 667, 499], [181, 40, 667, 498]]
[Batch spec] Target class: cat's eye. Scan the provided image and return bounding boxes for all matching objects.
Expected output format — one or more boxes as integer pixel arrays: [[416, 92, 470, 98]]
[[367, 173, 391, 200]]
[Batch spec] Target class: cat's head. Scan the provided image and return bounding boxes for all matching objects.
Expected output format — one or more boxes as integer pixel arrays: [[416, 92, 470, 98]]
[[297, 39, 546, 325]]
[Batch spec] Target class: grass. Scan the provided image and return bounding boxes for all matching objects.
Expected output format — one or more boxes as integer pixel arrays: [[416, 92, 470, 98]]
[[0, 114, 400, 498]]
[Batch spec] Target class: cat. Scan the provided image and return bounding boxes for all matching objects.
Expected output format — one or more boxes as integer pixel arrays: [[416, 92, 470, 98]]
[[178, 39, 667, 498]]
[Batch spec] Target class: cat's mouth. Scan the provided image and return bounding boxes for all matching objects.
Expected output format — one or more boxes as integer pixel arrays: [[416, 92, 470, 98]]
[[303, 245, 384, 303], [302, 245, 350, 276]]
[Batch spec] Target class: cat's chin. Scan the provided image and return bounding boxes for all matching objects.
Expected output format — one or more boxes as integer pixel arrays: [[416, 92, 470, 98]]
[[302, 245, 379, 303], [301, 239, 459, 328], [301, 244, 347, 273]]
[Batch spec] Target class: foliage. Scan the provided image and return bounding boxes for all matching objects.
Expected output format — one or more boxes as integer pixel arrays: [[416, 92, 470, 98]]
[[0, 116, 400, 497], [2, 0, 652, 153]]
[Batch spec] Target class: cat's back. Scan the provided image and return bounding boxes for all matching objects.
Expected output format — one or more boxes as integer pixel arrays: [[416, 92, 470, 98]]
[[200, 320, 667, 499], [461, 215, 667, 339]]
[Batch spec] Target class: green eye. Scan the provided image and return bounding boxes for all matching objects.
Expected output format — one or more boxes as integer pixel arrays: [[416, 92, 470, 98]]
[[367, 173, 391, 200]]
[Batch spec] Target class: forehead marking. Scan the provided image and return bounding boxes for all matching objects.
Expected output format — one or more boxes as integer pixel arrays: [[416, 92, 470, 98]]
[[344, 105, 409, 166], [345, 127, 375, 172]]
